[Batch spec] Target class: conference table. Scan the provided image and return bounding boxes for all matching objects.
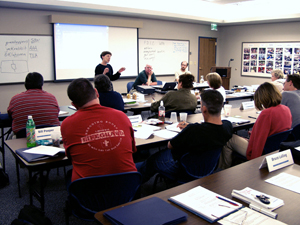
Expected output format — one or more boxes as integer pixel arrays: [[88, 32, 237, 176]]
[[95, 154, 300, 225]]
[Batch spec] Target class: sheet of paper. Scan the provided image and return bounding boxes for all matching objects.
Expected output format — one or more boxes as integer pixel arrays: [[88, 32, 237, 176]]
[[59, 111, 68, 115], [265, 172, 300, 194], [165, 123, 181, 133], [154, 130, 178, 139], [134, 129, 154, 139], [143, 103, 151, 106], [222, 116, 250, 124], [218, 207, 287, 225], [24, 146, 64, 156]]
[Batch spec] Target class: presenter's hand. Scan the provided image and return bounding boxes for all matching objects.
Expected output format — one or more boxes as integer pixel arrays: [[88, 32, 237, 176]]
[[118, 67, 126, 73], [177, 121, 189, 130], [103, 68, 109, 74]]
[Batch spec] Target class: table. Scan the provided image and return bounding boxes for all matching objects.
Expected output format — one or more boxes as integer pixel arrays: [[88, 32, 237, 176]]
[[95, 154, 300, 225]]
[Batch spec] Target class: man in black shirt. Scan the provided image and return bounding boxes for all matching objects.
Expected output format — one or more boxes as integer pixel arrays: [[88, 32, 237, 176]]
[[94, 51, 125, 81], [137, 90, 233, 183]]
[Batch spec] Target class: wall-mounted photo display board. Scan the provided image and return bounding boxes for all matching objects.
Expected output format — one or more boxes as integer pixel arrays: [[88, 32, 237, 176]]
[[0, 35, 53, 84], [242, 42, 300, 77], [53, 23, 138, 81], [139, 39, 189, 76]]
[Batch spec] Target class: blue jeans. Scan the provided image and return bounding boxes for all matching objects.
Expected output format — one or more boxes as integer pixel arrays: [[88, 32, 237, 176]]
[[136, 149, 180, 183]]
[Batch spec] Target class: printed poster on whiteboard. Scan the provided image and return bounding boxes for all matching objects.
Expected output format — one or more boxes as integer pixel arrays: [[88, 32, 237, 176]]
[[241, 42, 300, 77]]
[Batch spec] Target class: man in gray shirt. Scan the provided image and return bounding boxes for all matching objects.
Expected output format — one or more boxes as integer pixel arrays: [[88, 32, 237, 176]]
[[281, 73, 300, 128]]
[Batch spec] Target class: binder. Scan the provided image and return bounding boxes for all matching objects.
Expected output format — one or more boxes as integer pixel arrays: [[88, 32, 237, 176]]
[[103, 197, 187, 225]]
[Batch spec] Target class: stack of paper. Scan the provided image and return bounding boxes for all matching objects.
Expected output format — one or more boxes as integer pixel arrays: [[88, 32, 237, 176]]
[[16, 146, 65, 162], [231, 187, 284, 211]]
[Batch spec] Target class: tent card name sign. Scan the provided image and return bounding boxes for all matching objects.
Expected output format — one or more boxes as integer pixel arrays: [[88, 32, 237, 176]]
[[259, 150, 294, 172]]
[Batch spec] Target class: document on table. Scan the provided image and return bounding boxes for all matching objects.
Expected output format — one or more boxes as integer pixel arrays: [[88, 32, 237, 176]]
[[222, 116, 250, 124], [154, 130, 178, 139], [265, 172, 300, 194], [218, 207, 287, 225], [165, 122, 181, 133], [24, 146, 65, 156]]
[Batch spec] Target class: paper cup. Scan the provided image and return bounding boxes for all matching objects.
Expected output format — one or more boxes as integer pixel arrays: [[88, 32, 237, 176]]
[[179, 112, 187, 122], [170, 112, 178, 123], [224, 105, 232, 117], [51, 132, 60, 147]]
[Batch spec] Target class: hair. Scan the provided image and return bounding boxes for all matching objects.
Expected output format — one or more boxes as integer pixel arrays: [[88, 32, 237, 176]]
[[94, 74, 113, 92], [179, 74, 194, 89], [286, 73, 300, 90], [25, 72, 44, 90], [206, 72, 222, 89], [100, 51, 112, 59], [271, 69, 284, 79], [181, 61, 189, 66], [254, 82, 281, 110], [67, 78, 97, 107], [201, 89, 223, 115]]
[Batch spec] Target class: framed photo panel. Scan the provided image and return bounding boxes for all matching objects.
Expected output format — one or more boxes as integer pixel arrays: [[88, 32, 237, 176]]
[[242, 42, 300, 77]]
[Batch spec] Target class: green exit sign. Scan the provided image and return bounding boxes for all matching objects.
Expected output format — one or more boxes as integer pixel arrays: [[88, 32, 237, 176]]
[[211, 23, 217, 31]]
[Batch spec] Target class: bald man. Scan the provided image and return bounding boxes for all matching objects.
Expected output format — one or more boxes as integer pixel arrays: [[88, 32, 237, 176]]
[[132, 64, 157, 89]]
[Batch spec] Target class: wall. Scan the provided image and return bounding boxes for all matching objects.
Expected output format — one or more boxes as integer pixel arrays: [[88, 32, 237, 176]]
[[0, 7, 218, 112], [217, 21, 300, 87]]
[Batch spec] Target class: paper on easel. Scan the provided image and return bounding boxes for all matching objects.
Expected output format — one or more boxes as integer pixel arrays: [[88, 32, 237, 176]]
[[259, 150, 294, 172]]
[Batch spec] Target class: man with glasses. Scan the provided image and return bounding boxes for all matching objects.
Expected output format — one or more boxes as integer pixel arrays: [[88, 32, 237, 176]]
[[132, 64, 157, 89], [175, 61, 191, 82], [282, 73, 300, 128]]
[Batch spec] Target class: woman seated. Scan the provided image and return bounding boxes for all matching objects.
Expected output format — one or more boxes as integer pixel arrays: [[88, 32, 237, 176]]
[[219, 82, 292, 169], [150, 74, 197, 114], [94, 74, 124, 111], [206, 72, 226, 102], [271, 69, 285, 92]]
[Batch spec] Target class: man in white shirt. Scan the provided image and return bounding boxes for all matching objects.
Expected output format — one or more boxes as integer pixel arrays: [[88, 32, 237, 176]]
[[175, 61, 191, 82]]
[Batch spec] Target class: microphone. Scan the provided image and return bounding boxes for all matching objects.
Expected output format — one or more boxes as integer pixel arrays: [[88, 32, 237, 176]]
[[228, 59, 234, 67]]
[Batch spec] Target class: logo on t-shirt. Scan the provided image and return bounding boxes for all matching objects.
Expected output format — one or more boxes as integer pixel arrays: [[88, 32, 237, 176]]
[[81, 120, 125, 152]]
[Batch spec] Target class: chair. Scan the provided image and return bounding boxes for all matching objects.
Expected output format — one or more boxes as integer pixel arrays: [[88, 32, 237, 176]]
[[65, 172, 142, 224], [152, 147, 222, 192], [127, 81, 134, 93], [157, 80, 162, 85], [165, 110, 195, 118], [291, 123, 300, 140]]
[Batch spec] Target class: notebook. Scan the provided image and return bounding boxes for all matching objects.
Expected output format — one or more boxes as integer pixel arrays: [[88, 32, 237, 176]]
[[16, 146, 65, 162], [154, 82, 177, 94], [103, 197, 187, 225]]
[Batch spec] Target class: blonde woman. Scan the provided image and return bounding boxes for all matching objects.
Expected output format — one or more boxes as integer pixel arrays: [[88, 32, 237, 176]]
[[271, 69, 285, 92], [206, 72, 226, 102]]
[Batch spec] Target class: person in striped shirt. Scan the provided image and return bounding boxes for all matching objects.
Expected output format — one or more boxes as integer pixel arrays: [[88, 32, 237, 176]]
[[7, 72, 60, 135]]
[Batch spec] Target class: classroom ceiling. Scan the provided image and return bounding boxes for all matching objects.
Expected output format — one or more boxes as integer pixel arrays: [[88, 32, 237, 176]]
[[1, 0, 300, 25]]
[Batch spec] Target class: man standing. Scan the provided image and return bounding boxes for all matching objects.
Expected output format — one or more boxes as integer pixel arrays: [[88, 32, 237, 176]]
[[7, 72, 60, 134], [94, 51, 125, 81], [61, 78, 137, 182], [175, 61, 191, 82], [137, 90, 233, 182], [282, 73, 300, 128], [132, 64, 157, 89]]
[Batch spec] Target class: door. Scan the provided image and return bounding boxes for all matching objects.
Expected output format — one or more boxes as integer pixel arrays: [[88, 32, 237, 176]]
[[198, 38, 216, 82]]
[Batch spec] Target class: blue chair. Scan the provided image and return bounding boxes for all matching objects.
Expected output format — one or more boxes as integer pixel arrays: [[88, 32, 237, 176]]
[[127, 81, 134, 93], [65, 172, 142, 224], [157, 80, 163, 85], [152, 147, 222, 192], [291, 123, 300, 140]]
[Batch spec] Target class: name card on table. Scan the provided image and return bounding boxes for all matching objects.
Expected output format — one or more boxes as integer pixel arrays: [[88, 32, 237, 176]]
[[36, 126, 61, 140], [259, 150, 294, 172], [240, 101, 254, 110]]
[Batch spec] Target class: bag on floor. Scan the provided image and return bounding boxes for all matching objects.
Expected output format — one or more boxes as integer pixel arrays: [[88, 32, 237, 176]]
[[17, 205, 52, 225], [0, 167, 9, 188]]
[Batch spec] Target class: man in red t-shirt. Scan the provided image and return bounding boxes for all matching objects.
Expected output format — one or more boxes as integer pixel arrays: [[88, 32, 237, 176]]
[[61, 78, 137, 182]]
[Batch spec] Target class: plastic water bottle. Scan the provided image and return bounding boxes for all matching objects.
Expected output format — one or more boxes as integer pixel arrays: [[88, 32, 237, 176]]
[[158, 101, 165, 122], [26, 115, 36, 147], [200, 75, 204, 83]]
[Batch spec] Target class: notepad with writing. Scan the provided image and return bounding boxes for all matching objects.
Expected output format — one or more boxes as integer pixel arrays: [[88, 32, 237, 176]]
[[168, 186, 243, 223], [103, 197, 187, 225]]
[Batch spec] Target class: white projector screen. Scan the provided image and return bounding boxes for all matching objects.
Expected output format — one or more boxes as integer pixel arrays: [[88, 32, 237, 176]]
[[53, 23, 138, 81]]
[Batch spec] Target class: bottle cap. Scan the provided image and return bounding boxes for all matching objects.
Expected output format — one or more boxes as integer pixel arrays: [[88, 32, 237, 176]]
[[28, 115, 32, 119], [160, 101, 164, 106]]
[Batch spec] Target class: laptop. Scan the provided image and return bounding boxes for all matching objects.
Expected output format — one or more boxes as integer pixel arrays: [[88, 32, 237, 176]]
[[154, 82, 177, 94]]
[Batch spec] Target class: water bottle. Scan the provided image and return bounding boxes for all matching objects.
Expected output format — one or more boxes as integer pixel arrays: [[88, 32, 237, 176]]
[[158, 101, 165, 122], [26, 115, 36, 147], [200, 75, 204, 83]]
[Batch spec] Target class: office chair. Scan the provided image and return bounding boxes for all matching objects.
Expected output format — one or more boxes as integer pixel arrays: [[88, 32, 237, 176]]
[[127, 81, 134, 93], [65, 172, 142, 224], [232, 129, 292, 165], [291, 123, 300, 140], [165, 110, 195, 118], [152, 147, 222, 192], [157, 80, 163, 85]]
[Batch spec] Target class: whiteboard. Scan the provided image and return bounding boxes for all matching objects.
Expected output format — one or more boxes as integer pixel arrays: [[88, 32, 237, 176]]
[[139, 39, 189, 75], [0, 35, 53, 84]]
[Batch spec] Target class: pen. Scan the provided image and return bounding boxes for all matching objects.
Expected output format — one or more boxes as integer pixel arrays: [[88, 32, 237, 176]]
[[248, 116, 257, 119], [237, 121, 250, 125], [216, 196, 239, 206], [152, 97, 155, 101], [249, 204, 278, 219]]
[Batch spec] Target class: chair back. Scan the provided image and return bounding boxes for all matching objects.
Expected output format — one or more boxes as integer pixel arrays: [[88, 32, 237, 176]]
[[16, 125, 55, 138], [179, 147, 222, 181], [165, 110, 194, 118], [157, 80, 163, 85], [262, 129, 292, 155], [127, 82, 134, 93], [291, 123, 300, 140], [67, 172, 142, 220]]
